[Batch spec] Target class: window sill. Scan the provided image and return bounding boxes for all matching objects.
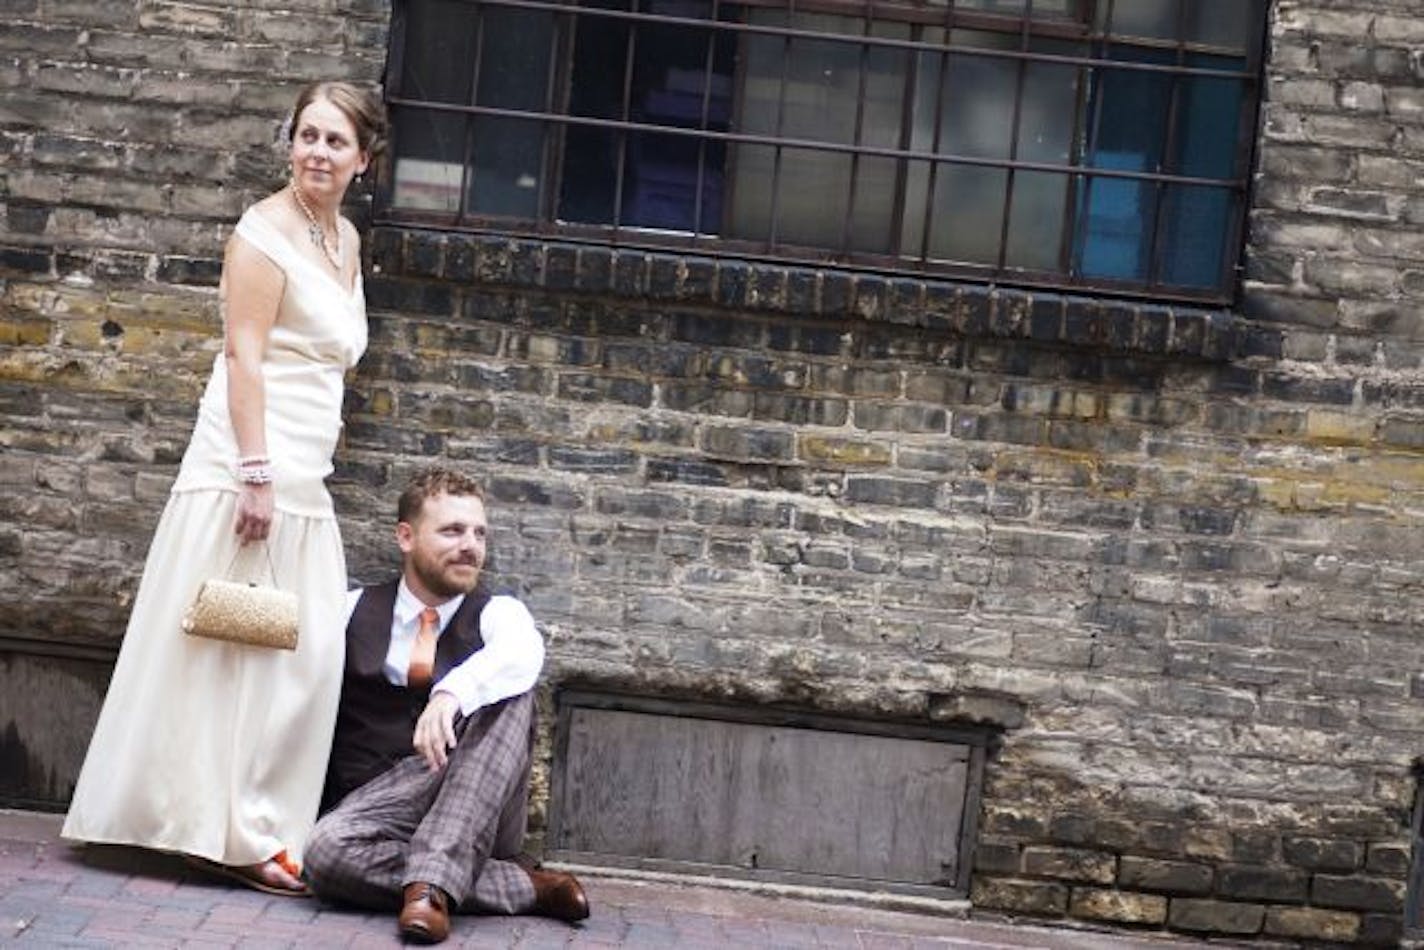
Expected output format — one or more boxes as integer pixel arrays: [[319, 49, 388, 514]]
[[369, 225, 1257, 363]]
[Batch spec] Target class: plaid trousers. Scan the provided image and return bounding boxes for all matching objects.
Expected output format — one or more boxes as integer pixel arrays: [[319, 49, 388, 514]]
[[303, 691, 537, 914]]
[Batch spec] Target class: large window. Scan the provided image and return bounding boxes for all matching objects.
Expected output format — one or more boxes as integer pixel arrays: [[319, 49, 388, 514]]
[[381, 0, 1266, 301]]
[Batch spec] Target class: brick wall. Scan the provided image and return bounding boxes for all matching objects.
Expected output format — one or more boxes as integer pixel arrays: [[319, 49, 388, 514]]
[[3, 1, 1424, 944]]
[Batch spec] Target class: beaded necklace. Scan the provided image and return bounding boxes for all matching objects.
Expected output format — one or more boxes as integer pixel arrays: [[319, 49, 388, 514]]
[[289, 178, 343, 271]]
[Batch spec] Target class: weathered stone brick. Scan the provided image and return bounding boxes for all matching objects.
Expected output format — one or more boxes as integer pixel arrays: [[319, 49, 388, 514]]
[[546, 446, 637, 474], [1263, 906, 1361, 942], [1379, 416, 1424, 448], [1363, 841, 1409, 876], [1282, 836, 1362, 872], [1215, 865, 1308, 903], [1168, 899, 1265, 935], [646, 457, 731, 487], [1117, 857, 1213, 896], [972, 840, 1021, 875], [1069, 888, 1168, 925], [1022, 847, 1116, 885], [555, 374, 652, 407], [1310, 874, 1405, 912], [1356, 912, 1403, 947], [699, 426, 794, 462], [852, 402, 947, 434], [843, 477, 937, 510], [660, 383, 754, 418], [797, 436, 890, 467], [751, 393, 848, 427], [970, 878, 1068, 916]]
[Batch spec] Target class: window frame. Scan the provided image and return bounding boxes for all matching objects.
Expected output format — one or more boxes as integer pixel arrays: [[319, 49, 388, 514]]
[[376, 0, 1268, 305]]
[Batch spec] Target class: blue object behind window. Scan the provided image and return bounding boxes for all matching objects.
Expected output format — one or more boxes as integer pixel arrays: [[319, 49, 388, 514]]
[[1076, 51, 1245, 290]]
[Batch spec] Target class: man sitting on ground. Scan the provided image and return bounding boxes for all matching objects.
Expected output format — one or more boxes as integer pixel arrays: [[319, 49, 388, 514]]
[[304, 467, 588, 943]]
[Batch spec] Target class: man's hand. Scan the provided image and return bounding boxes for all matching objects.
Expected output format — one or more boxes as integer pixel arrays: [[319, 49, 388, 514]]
[[413, 691, 461, 771]]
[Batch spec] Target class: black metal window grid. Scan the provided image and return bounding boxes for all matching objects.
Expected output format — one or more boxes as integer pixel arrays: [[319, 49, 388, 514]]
[[379, 0, 1268, 303]]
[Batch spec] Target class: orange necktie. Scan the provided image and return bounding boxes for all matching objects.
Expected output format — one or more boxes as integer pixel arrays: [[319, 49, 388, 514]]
[[407, 607, 439, 687]]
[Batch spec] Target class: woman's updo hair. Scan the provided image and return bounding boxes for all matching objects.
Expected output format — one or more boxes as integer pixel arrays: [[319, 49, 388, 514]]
[[287, 81, 388, 158]]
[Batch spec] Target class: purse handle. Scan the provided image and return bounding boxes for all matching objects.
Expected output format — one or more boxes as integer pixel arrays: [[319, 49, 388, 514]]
[[222, 541, 281, 586]]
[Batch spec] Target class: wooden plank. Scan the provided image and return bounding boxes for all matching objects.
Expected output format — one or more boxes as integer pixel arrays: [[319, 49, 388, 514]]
[[555, 705, 972, 887], [0, 651, 112, 809]]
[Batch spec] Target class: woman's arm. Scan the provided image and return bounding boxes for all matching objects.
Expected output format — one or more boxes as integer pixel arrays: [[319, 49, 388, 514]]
[[222, 233, 285, 545]]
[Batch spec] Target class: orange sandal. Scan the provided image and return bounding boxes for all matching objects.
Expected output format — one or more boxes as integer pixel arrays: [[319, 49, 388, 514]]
[[272, 849, 301, 879], [186, 850, 309, 898]]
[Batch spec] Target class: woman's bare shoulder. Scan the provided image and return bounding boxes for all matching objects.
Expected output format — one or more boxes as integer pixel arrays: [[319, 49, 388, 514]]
[[246, 191, 304, 237]]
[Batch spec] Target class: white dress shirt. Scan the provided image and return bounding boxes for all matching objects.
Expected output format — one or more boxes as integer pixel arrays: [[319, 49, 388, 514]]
[[343, 580, 545, 716]]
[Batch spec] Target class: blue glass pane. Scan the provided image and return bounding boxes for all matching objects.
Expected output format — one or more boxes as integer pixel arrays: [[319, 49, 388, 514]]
[[1156, 53, 1244, 288], [1075, 49, 1172, 282], [1076, 49, 1245, 287], [1159, 185, 1232, 288], [1176, 53, 1245, 178], [1076, 158, 1155, 281]]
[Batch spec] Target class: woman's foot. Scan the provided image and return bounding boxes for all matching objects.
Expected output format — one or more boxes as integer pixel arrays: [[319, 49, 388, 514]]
[[239, 856, 308, 895], [187, 851, 310, 897]]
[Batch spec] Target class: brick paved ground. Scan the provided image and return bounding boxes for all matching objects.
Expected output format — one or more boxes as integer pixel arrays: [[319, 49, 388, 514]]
[[1, 810, 1241, 949]]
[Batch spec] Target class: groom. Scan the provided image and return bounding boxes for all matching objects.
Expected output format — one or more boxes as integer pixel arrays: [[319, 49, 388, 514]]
[[304, 467, 588, 943]]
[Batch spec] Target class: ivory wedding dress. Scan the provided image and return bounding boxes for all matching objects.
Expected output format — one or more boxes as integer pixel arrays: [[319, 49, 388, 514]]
[[63, 206, 367, 865]]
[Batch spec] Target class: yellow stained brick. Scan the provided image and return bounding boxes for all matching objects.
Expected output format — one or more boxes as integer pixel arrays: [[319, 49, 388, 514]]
[[1365, 453, 1424, 485], [0, 318, 52, 346], [798, 436, 891, 465], [367, 389, 395, 416], [409, 324, 447, 349], [57, 320, 107, 349], [7, 283, 107, 318], [122, 324, 214, 354], [111, 365, 206, 398], [1266, 907, 1360, 942], [1070, 888, 1168, 925], [107, 290, 218, 329], [0, 352, 96, 385], [1305, 409, 1375, 445], [1320, 479, 1392, 506]]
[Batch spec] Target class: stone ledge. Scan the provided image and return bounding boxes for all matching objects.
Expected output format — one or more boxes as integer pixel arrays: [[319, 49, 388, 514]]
[[367, 228, 1254, 364]]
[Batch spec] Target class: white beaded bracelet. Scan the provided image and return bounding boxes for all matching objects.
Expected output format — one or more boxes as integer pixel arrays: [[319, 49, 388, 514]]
[[237, 464, 274, 485]]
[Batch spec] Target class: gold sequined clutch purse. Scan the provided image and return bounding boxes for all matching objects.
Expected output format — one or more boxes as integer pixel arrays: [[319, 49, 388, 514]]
[[182, 546, 299, 650]]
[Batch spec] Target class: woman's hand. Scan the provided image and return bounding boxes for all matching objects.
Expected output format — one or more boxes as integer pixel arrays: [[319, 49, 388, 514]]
[[234, 482, 275, 545]]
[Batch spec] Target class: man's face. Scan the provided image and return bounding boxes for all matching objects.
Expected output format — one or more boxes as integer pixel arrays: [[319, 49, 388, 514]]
[[397, 492, 488, 601]]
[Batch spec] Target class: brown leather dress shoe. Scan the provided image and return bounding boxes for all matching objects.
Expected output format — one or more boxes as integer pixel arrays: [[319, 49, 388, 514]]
[[527, 868, 590, 922], [399, 882, 451, 944]]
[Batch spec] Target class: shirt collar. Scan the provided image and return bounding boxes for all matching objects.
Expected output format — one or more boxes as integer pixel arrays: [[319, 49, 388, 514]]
[[394, 577, 465, 632]]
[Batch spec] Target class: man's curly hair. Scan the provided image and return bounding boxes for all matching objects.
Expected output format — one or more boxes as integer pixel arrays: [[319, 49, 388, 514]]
[[397, 467, 485, 524]]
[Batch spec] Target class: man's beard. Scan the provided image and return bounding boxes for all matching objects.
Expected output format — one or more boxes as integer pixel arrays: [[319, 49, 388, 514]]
[[411, 552, 481, 599]]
